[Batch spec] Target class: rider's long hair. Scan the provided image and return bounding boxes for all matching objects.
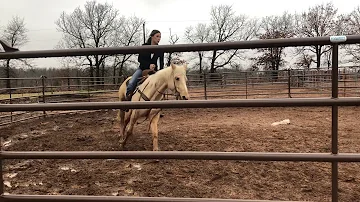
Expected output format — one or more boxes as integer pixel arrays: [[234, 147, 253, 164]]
[[145, 29, 161, 45]]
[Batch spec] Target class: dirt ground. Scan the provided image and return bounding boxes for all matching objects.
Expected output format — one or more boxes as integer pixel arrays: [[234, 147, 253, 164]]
[[1, 104, 360, 201]]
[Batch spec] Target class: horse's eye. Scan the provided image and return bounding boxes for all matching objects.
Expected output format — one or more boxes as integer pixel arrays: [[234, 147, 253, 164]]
[[175, 77, 180, 81]]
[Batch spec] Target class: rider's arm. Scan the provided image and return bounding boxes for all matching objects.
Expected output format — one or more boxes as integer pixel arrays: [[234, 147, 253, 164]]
[[159, 52, 164, 70], [138, 51, 151, 70]]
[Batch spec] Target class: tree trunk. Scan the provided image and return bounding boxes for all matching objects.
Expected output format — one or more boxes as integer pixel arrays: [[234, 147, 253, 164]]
[[167, 53, 172, 67], [89, 61, 94, 86], [316, 46, 321, 70], [271, 61, 277, 81], [198, 53, 203, 74], [5, 59, 11, 89], [101, 61, 105, 85], [95, 56, 100, 83], [210, 50, 217, 73], [118, 60, 126, 84], [113, 65, 116, 84]]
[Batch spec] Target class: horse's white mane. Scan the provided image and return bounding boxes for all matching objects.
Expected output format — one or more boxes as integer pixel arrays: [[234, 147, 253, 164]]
[[147, 65, 174, 87], [140, 63, 186, 91]]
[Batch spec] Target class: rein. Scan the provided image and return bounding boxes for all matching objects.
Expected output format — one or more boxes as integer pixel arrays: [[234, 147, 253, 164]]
[[136, 83, 151, 101], [133, 76, 163, 125], [138, 70, 180, 100]]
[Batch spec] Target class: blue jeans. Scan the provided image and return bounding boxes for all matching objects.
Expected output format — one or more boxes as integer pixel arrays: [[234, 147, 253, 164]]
[[126, 68, 143, 95]]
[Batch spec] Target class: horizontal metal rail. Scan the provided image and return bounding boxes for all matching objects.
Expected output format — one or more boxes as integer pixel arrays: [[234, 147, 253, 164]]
[[1, 98, 360, 112], [1, 35, 360, 59], [0, 195, 305, 202], [1, 151, 360, 162]]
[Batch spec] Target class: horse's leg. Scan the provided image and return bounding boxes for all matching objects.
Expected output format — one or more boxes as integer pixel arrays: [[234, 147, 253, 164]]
[[114, 109, 121, 129], [149, 109, 161, 151], [118, 109, 127, 147], [120, 110, 138, 150]]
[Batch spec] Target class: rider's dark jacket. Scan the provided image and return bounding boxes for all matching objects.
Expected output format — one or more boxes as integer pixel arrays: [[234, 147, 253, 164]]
[[138, 42, 164, 71]]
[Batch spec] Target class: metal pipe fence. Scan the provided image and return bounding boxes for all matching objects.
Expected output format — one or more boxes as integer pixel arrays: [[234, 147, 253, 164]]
[[1, 35, 360, 202]]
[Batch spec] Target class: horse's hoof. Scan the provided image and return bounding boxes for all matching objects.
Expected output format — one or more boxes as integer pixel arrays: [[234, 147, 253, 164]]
[[119, 143, 125, 151]]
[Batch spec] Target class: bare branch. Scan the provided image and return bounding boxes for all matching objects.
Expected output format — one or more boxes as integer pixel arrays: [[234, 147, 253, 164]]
[[1, 15, 30, 87], [55, 0, 143, 79], [294, 2, 338, 69]]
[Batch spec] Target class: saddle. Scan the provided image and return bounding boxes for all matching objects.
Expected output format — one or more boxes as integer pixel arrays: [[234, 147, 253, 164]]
[[140, 69, 156, 84], [0, 40, 19, 52], [126, 69, 156, 87], [125, 69, 156, 101]]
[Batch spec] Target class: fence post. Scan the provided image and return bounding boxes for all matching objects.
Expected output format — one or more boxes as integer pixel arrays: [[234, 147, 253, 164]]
[[356, 71, 359, 97], [221, 72, 225, 89], [87, 78, 91, 102], [245, 72, 248, 99], [67, 78, 70, 92], [101, 76, 104, 91], [288, 69, 292, 98], [331, 44, 339, 202], [203, 71, 207, 100], [0, 138, 3, 201], [343, 69, 346, 97], [50, 79, 54, 94], [40, 75, 47, 116], [8, 78, 13, 123]]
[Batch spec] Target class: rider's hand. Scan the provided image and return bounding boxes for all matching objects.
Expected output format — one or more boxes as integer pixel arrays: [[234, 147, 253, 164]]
[[150, 64, 155, 70]]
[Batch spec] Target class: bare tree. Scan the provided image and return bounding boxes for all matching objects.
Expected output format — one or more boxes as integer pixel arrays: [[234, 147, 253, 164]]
[[184, 23, 211, 73], [295, 53, 315, 69], [109, 16, 145, 83], [323, 50, 332, 68], [295, 2, 338, 69], [183, 5, 258, 73], [207, 5, 259, 73], [55, 0, 121, 83], [165, 28, 182, 67], [339, 6, 360, 64], [254, 12, 296, 80], [1, 16, 29, 88]]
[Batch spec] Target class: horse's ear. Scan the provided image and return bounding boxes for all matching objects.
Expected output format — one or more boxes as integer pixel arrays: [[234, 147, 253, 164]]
[[171, 63, 176, 70], [183, 63, 187, 70]]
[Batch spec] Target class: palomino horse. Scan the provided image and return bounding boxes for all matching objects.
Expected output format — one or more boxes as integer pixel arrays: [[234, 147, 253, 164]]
[[117, 63, 190, 151]]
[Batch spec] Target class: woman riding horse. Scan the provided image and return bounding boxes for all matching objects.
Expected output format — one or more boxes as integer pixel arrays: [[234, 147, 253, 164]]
[[125, 29, 164, 101]]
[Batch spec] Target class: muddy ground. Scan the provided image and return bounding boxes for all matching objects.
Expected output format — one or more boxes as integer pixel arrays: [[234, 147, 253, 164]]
[[1, 105, 360, 201]]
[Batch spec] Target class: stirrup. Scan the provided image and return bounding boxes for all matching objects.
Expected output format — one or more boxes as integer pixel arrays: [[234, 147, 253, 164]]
[[125, 93, 133, 101]]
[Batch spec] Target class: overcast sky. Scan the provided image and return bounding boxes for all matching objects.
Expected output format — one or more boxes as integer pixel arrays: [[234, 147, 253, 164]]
[[0, 0, 359, 68]]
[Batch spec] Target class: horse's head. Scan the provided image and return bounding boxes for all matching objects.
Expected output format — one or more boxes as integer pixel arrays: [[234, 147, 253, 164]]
[[168, 63, 190, 100]]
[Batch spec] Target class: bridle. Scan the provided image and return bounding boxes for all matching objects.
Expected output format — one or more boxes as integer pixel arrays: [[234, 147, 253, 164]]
[[156, 76, 181, 99]]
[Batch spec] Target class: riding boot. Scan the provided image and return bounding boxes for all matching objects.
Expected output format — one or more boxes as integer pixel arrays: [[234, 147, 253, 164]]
[[123, 93, 133, 112], [125, 92, 133, 101]]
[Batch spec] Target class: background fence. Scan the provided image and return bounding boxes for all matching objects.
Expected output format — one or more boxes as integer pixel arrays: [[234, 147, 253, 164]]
[[1, 66, 360, 126]]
